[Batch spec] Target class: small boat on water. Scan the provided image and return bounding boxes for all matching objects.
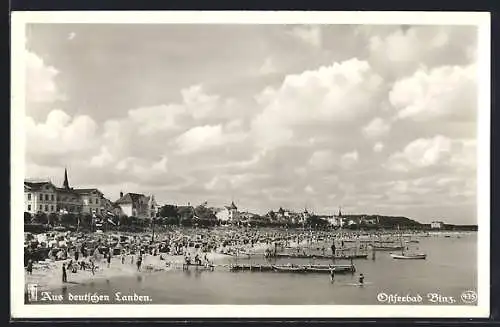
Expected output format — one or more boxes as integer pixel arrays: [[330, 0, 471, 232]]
[[390, 253, 426, 260], [391, 225, 427, 260]]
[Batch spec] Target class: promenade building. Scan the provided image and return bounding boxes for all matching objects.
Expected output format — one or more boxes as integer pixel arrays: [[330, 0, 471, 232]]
[[24, 168, 106, 216], [431, 221, 444, 229], [114, 191, 158, 219], [216, 201, 240, 222]]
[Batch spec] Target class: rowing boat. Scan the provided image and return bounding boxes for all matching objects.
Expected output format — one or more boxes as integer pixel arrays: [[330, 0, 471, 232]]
[[390, 253, 426, 260]]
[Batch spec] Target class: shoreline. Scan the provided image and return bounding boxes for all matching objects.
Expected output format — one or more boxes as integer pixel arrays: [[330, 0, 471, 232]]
[[25, 252, 235, 294], [25, 242, 275, 294]]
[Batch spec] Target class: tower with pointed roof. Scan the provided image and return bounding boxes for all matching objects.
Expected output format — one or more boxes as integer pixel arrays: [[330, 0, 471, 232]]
[[63, 168, 70, 190]]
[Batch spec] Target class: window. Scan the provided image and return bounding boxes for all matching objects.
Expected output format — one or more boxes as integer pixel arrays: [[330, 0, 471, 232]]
[[51, 194, 54, 201], [45, 205, 48, 212], [51, 205, 54, 211], [39, 194, 43, 201], [27, 205, 31, 211], [27, 193, 31, 200], [39, 205, 42, 210], [45, 194, 49, 201], [89, 198, 92, 204]]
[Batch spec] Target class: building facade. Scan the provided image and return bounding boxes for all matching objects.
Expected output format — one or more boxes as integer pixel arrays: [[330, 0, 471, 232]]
[[24, 169, 108, 216], [431, 221, 444, 229], [115, 192, 158, 218], [24, 181, 58, 214], [216, 201, 240, 222]]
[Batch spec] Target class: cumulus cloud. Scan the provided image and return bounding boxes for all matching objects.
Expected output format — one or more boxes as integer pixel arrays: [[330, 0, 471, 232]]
[[362, 117, 391, 139], [90, 146, 113, 167], [385, 135, 475, 172], [258, 57, 278, 75], [369, 25, 477, 76], [176, 125, 225, 154], [373, 142, 384, 153], [340, 151, 359, 169], [175, 125, 247, 155], [25, 109, 99, 157], [252, 59, 384, 149], [389, 64, 477, 121], [309, 150, 335, 170], [289, 25, 322, 48], [26, 51, 64, 104], [127, 104, 184, 135]]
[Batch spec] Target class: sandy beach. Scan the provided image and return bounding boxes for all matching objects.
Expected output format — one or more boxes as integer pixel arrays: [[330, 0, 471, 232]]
[[25, 251, 234, 293], [24, 239, 278, 294]]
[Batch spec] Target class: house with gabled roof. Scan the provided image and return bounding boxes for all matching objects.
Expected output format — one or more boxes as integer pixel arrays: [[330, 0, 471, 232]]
[[115, 191, 158, 219], [24, 168, 110, 216], [216, 201, 240, 222]]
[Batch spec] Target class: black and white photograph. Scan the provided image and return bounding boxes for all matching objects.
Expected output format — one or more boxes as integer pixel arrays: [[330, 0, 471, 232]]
[[11, 11, 490, 318]]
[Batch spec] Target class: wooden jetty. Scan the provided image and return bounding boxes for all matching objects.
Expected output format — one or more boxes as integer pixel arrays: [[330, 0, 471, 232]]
[[273, 253, 368, 260], [228, 264, 356, 274], [179, 263, 216, 271], [371, 245, 404, 251]]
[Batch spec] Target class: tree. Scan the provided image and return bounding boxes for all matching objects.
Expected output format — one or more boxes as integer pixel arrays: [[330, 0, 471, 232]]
[[33, 212, 48, 224], [194, 205, 216, 220], [159, 205, 179, 219], [119, 215, 129, 227], [80, 213, 93, 228], [163, 216, 179, 225], [129, 216, 139, 226], [48, 213, 58, 226], [266, 211, 276, 220], [24, 212, 32, 224], [178, 206, 194, 220], [60, 213, 76, 226], [306, 215, 329, 228]]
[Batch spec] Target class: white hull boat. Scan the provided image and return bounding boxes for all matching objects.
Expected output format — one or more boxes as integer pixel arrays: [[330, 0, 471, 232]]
[[390, 253, 426, 260], [391, 225, 427, 260]]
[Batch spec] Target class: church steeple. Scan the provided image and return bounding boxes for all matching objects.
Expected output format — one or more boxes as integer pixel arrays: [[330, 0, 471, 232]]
[[63, 167, 70, 190]]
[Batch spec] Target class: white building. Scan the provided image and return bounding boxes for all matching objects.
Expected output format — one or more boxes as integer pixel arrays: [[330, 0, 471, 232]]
[[24, 169, 108, 216], [216, 201, 240, 222], [24, 180, 58, 215], [115, 192, 158, 218], [431, 221, 444, 229]]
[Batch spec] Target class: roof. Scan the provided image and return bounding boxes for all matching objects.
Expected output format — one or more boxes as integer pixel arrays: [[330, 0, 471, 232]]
[[115, 192, 146, 204], [73, 188, 103, 195], [24, 181, 56, 191], [229, 201, 237, 210], [56, 187, 78, 194]]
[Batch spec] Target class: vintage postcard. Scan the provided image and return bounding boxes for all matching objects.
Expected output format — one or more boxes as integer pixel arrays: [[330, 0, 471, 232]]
[[11, 11, 490, 319]]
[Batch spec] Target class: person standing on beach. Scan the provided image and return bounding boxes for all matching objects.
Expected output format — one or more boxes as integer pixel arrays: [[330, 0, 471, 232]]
[[91, 259, 95, 275], [107, 252, 111, 268], [62, 263, 67, 283], [26, 259, 33, 275], [329, 266, 335, 283], [137, 255, 142, 271]]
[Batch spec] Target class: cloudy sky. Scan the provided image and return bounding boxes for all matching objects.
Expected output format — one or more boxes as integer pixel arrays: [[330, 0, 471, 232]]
[[24, 23, 478, 224]]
